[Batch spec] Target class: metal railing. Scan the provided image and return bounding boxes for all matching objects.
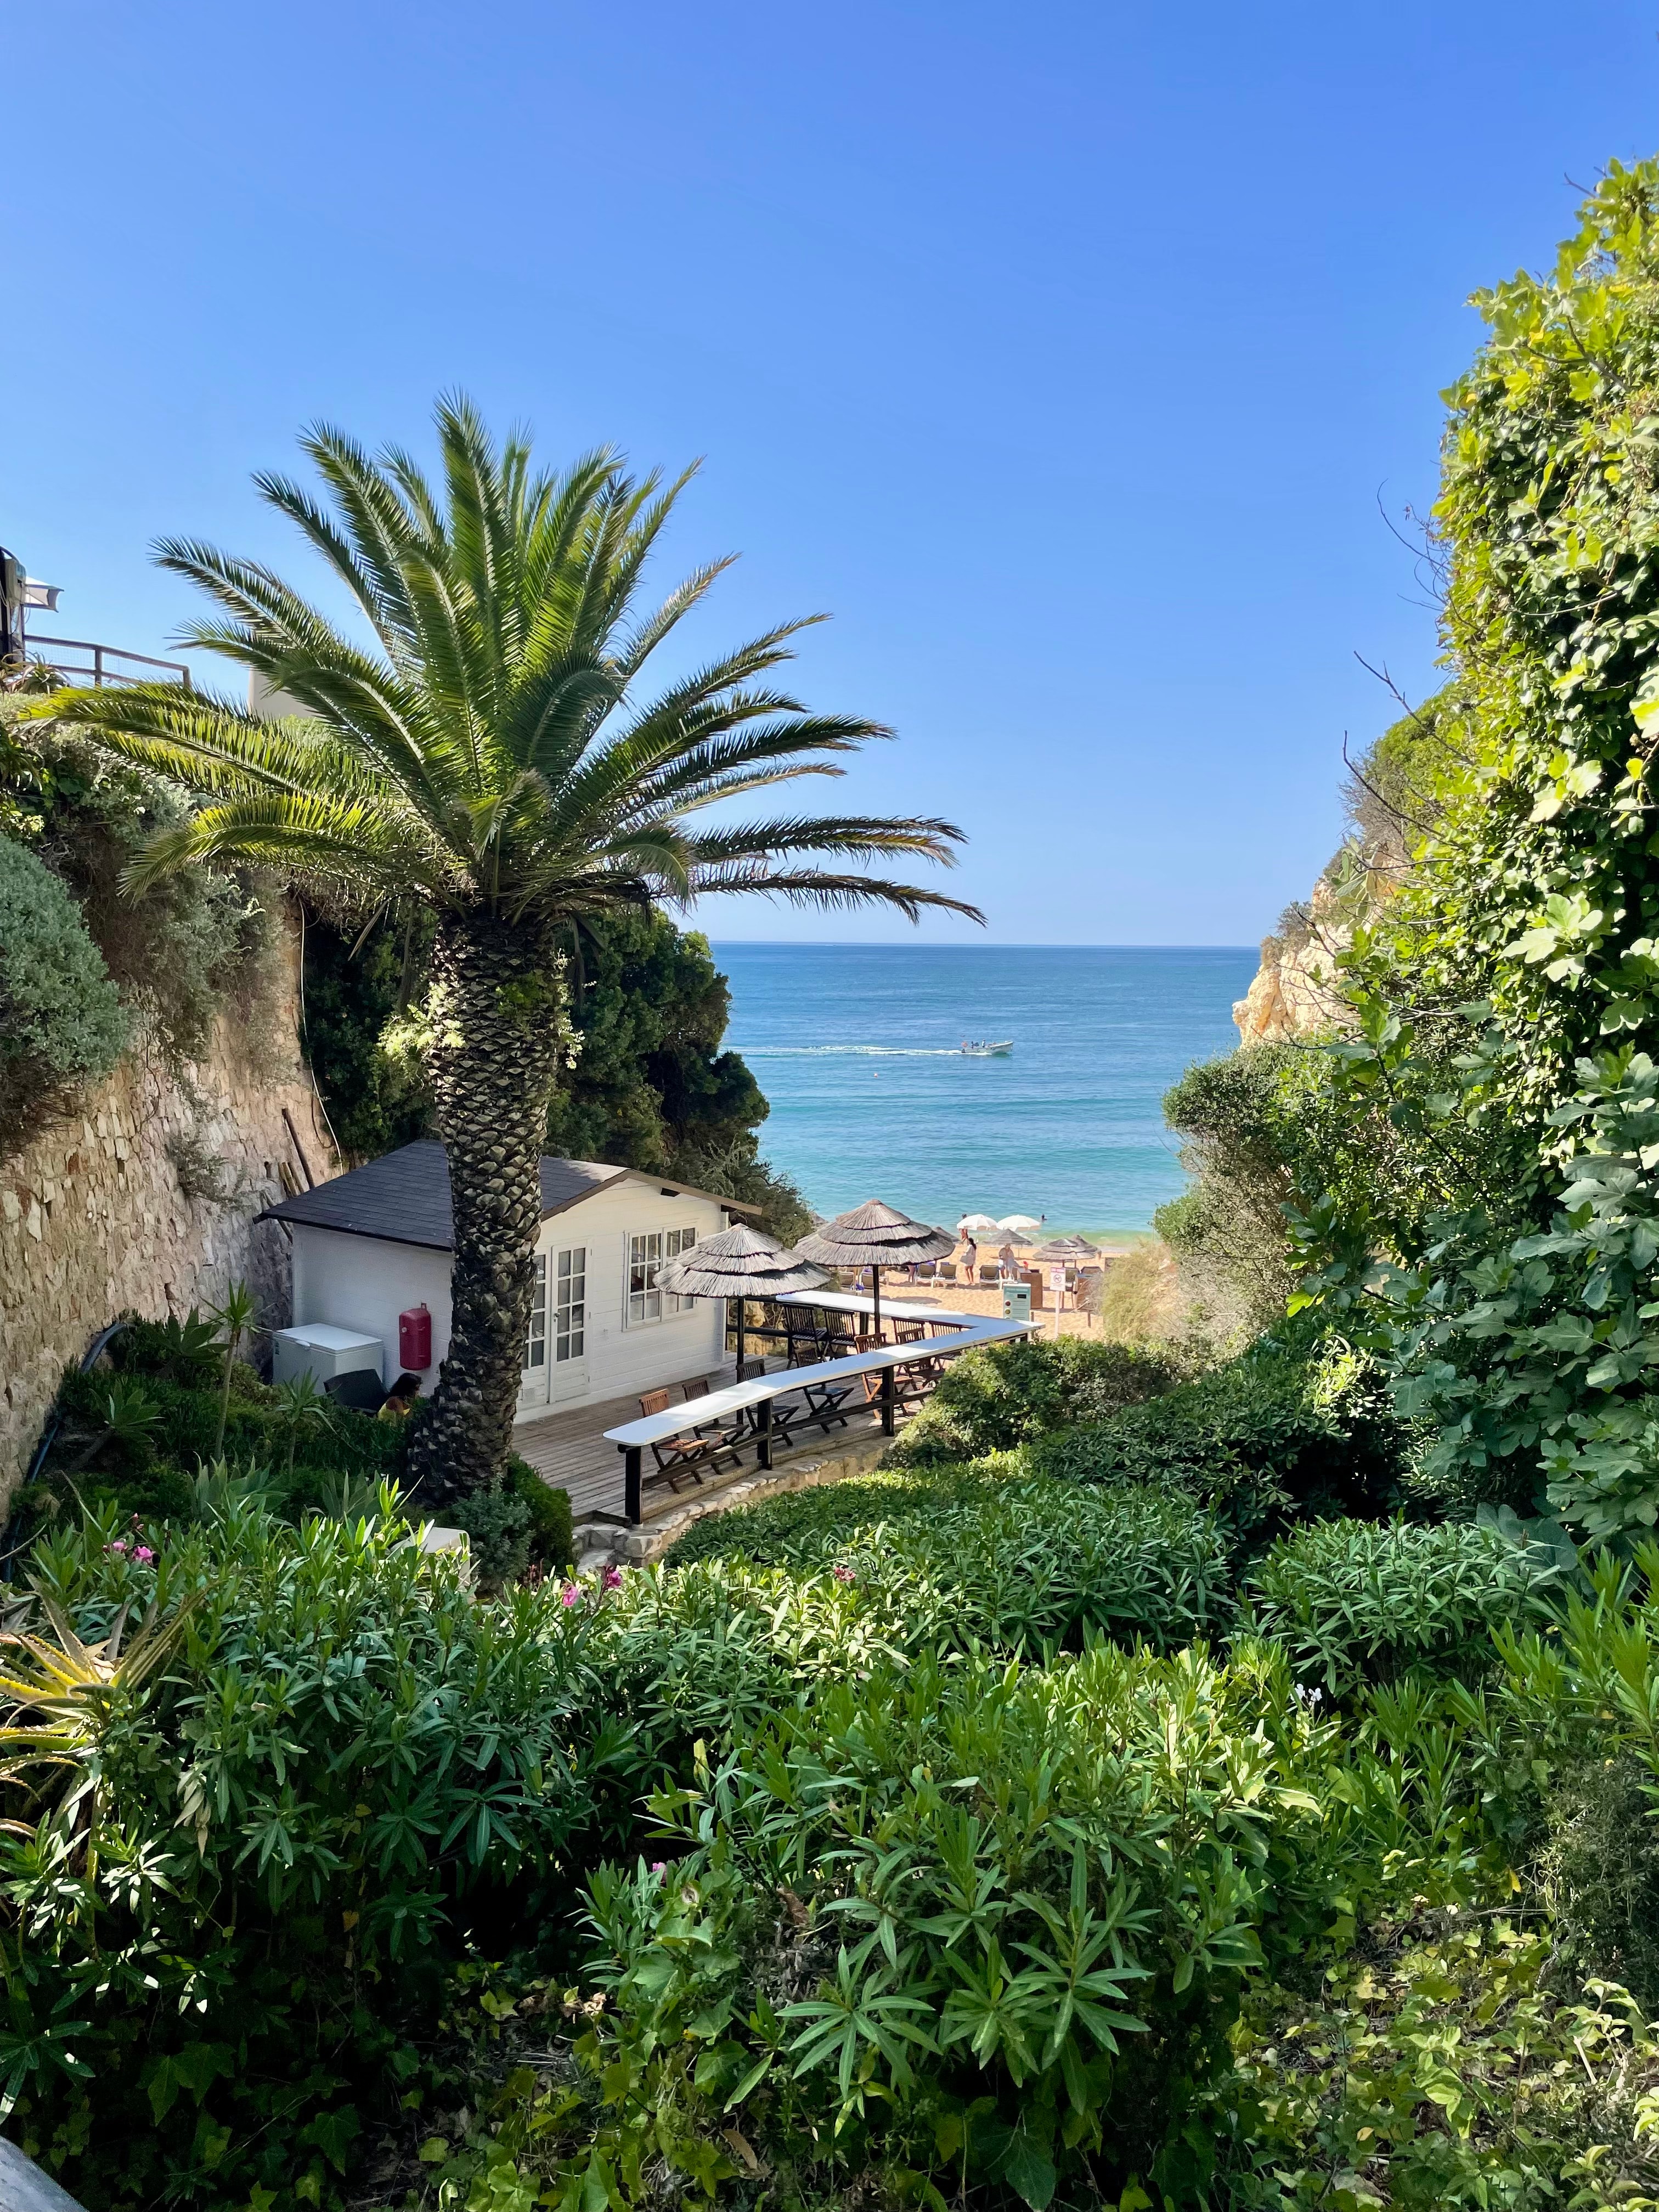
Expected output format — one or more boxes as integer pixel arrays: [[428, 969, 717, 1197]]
[[605, 1306, 1034, 1525], [25, 634, 192, 689]]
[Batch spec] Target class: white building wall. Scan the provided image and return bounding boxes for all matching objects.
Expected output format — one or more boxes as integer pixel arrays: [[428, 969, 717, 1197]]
[[535, 1181, 726, 1415], [289, 1227, 452, 1386], [287, 1180, 728, 1417]]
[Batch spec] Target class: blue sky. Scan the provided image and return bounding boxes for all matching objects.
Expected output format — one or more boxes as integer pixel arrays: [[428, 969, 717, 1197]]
[[6, 2, 1656, 945]]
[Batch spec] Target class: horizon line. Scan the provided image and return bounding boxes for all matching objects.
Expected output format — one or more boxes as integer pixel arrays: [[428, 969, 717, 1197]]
[[703, 939, 1260, 951]]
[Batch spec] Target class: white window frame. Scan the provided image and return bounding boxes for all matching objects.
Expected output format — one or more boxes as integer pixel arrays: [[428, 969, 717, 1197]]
[[625, 1225, 699, 1326], [523, 1252, 548, 1370], [554, 1245, 586, 1363]]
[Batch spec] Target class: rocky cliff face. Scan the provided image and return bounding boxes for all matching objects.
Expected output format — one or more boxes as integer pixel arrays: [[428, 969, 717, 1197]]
[[0, 913, 337, 1501], [1232, 877, 1352, 1045]]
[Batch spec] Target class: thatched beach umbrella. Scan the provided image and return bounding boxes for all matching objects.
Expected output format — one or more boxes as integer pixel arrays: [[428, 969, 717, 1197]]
[[1031, 1235, 1101, 1262], [797, 1199, 955, 1343], [657, 1222, 830, 1373]]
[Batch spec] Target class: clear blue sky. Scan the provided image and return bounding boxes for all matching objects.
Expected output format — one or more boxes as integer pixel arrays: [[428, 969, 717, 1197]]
[[6, 3, 1656, 944]]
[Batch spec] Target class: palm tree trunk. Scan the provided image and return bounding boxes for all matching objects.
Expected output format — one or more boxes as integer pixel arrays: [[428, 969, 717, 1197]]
[[403, 911, 567, 1504]]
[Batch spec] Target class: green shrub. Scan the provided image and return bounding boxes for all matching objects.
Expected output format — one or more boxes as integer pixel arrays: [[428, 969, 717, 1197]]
[[509, 1452, 574, 1571], [883, 1334, 1182, 1467], [1205, 1911, 1659, 2208], [1032, 1347, 1407, 1536], [663, 1461, 1005, 1565], [0, 836, 129, 1149], [450, 1480, 533, 1583], [109, 1310, 222, 1389], [2, 1500, 612, 2211], [543, 1643, 1348, 2210], [29, 1358, 405, 1541], [1245, 1517, 1560, 1695], [1538, 1753, 1659, 2017], [661, 1464, 1231, 1658], [1, 714, 276, 1074]]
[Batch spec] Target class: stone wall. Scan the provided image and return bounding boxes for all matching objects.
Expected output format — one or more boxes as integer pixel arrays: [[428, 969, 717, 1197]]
[[0, 914, 337, 1503]]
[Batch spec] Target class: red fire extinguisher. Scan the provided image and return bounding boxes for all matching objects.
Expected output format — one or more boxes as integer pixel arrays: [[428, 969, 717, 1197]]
[[399, 1304, 432, 1370]]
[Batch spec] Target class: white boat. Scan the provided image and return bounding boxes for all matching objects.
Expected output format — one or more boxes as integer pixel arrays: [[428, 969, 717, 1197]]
[[960, 1039, 1013, 1056]]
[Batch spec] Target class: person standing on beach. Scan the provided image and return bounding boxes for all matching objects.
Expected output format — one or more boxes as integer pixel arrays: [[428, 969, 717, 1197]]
[[963, 1234, 978, 1281]]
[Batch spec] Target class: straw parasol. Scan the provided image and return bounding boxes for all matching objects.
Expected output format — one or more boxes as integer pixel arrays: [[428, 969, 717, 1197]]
[[1030, 1235, 1101, 1262], [797, 1199, 955, 1342], [657, 1223, 829, 1374]]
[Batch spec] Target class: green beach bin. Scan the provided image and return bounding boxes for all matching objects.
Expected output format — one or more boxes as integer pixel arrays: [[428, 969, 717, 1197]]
[[1002, 1281, 1031, 1323]]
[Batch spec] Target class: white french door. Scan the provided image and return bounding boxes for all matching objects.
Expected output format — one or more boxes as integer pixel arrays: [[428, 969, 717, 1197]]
[[550, 1245, 588, 1402], [518, 1252, 550, 1410]]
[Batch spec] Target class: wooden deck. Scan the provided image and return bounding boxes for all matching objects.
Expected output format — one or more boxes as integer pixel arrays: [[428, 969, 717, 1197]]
[[512, 1361, 884, 1525]]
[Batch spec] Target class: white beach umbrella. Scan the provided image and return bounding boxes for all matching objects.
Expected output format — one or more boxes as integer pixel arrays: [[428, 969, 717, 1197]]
[[997, 1214, 1042, 1232], [956, 1212, 999, 1235]]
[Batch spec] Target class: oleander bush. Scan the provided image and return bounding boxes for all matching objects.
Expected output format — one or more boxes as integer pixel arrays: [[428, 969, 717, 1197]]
[[659, 1462, 1233, 1655], [882, 1334, 1183, 1467], [541, 1643, 1345, 2212], [1242, 1517, 1563, 1695], [0, 1500, 617, 2212]]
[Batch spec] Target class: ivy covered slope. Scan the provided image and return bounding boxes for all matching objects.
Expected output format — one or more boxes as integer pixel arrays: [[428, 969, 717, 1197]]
[[301, 901, 810, 1239], [1241, 160, 1659, 1544]]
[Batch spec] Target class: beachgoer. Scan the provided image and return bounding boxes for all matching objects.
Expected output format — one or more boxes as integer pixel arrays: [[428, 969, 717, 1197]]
[[963, 1235, 978, 1280], [377, 1373, 422, 1423]]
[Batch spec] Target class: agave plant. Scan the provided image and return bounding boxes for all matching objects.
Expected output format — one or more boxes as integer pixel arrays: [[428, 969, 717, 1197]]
[[0, 1594, 193, 1865], [36, 397, 979, 1497]]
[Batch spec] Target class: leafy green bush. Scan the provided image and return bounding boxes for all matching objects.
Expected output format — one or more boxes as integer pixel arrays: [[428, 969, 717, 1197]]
[[1538, 1753, 1659, 2018], [1, 710, 276, 1076], [510, 1453, 574, 1571], [661, 1463, 1232, 1658], [883, 1334, 1182, 1468], [1205, 1911, 1659, 2208], [530, 1643, 1349, 2211], [1031, 1347, 1408, 1536], [450, 1479, 533, 1583], [2, 1500, 611, 2211], [1244, 1518, 1559, 1695], [0, 836, 129, 1150]]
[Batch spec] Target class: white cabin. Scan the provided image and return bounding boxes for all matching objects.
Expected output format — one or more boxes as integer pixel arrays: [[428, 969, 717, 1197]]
[[260, 1139, 750, 1422]]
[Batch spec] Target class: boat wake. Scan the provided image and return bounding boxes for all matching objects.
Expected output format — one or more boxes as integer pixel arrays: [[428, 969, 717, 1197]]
[[741, 1044, 966, 1058]]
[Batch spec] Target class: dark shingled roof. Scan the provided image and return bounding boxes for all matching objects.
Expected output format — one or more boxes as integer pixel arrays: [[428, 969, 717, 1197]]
[[257, 1138, 754, 1251]]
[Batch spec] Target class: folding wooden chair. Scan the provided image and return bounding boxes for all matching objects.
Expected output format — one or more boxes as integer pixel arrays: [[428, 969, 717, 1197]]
[[680, 1375, 750, 1460], [636, 1387, 742, 1493]]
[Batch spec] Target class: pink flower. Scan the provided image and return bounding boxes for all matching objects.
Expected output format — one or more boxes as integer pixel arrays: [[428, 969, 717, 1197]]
[[106, 1538, 129, 1555], [832, 1563, 855, 1585], [133, 1546, 155, 1565], [651, 1861, 668, 1878], [601, 1564, 623, 1592], [560, 1583, 583, 1607]]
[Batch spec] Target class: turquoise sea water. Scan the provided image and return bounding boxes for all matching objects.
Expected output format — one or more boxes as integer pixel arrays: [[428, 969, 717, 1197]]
[[712, 944, 1259, 1237]]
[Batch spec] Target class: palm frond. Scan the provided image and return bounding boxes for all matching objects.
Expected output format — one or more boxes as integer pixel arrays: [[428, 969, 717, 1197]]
[[675, 864, 986, 924], [41, 394, 975, 934]]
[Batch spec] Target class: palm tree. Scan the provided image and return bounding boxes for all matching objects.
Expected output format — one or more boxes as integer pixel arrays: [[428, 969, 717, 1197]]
[[38, 397, 980, 1500]]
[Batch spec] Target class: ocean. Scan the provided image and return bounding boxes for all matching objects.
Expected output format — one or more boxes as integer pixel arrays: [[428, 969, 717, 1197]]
[[712, 943, 1260, 1238]]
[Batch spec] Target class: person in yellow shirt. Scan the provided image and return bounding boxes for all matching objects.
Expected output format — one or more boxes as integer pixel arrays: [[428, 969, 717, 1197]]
[[377, 1373, 423, 1422]]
